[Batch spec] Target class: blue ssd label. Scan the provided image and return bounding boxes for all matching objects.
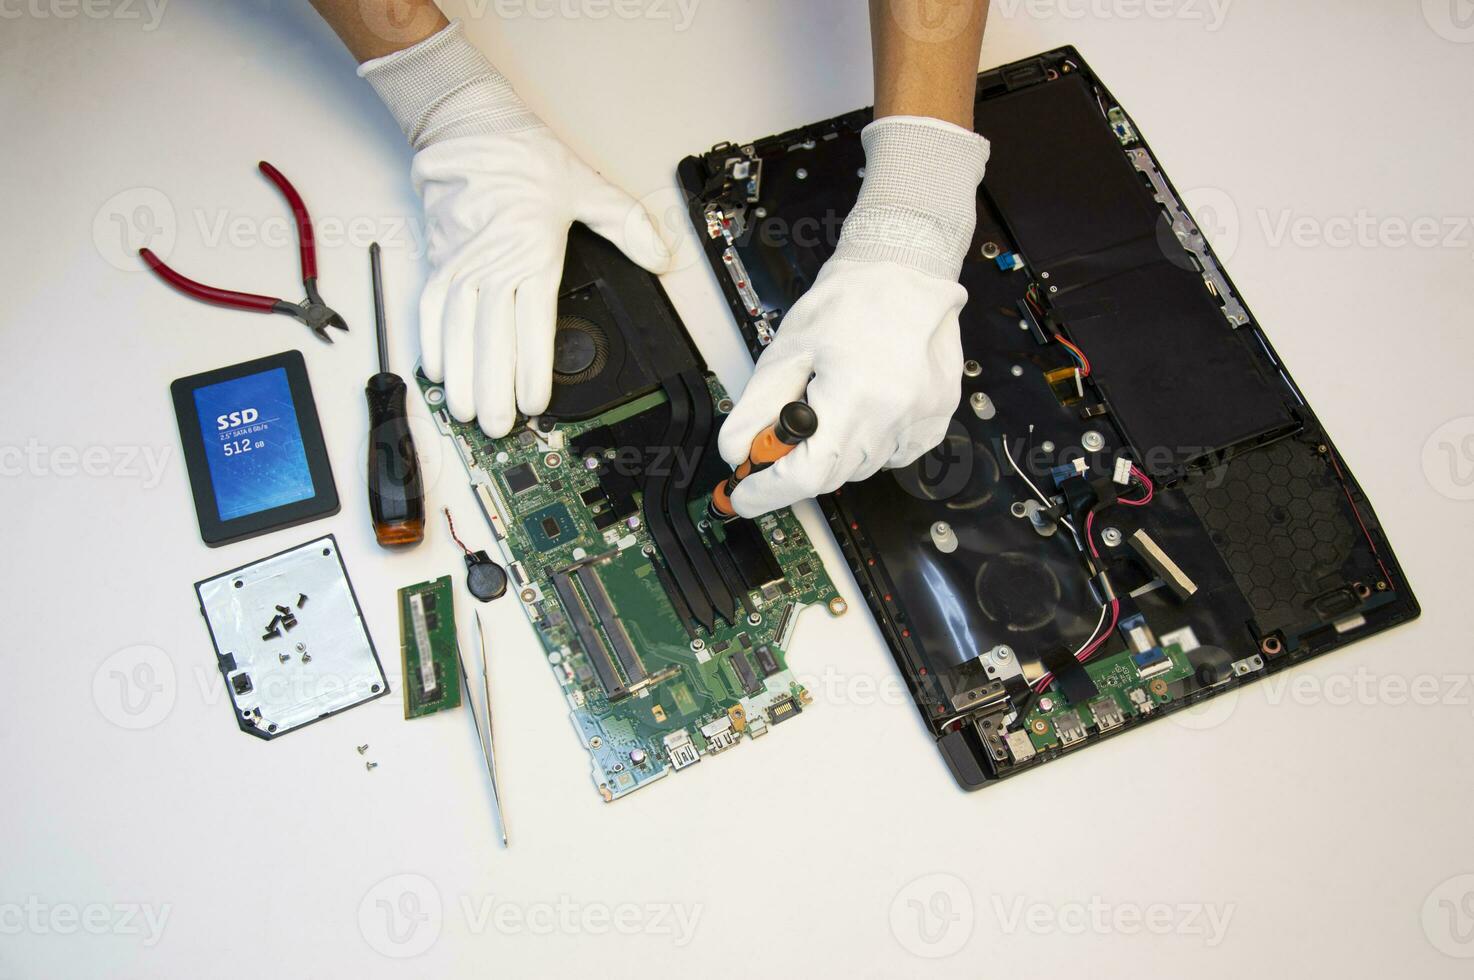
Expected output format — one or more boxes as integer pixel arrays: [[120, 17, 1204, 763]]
[[192, 366, 315, 521]]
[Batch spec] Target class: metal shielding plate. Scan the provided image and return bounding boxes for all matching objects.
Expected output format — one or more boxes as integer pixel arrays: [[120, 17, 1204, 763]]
[[195, 535, 388, 738]]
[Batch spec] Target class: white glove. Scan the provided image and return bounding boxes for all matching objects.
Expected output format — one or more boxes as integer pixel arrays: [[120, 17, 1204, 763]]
[[718, 116, 990, 518], [360, 21, 672, 437]]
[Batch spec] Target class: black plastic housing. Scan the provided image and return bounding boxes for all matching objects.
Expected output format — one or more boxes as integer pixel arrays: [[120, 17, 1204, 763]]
[[678, 48, 1421, 790]]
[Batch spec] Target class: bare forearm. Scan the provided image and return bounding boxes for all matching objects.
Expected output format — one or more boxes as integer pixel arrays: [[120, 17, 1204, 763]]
[[869, 0, 988, 128], [309, 0, 449, 62]]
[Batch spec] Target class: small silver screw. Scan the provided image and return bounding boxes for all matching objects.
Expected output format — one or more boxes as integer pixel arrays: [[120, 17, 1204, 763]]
[[1011, 365, 1024, 377], [301, 652, 312, 664], [278, 653, 289, 664], [796, 168, 809, 180], [1040, 272, 1051, 280], [747, 613, 762, 626], [963, 360, 982, 378], [365, 761, 378, 772], [1082, 431, 1106, 452], [1102, 527, 1124, 548], [356, 744, 369, 755], [1041, 441, 1056, 454], [294, 642, 306, 653], [691, 638, 706, 652]]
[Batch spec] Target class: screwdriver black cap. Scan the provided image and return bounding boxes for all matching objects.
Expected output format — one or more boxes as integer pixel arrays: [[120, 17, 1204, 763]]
[[774, 402, 819, 445]]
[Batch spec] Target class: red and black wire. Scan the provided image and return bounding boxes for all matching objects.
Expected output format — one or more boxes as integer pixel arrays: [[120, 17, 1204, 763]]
[[1029, 465, 1155, 695]]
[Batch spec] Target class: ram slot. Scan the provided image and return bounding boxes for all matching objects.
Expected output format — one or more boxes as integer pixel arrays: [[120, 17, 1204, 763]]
[[574, 566, 647, 686], [550, 573, 628, 702]]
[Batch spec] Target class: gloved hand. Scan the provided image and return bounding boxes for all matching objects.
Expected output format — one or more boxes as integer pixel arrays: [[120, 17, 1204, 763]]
[[717, 115, 990, 517], [360, 21, 671, 437]]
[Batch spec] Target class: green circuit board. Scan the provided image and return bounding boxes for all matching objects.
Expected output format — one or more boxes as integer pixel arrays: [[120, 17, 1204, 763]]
[[1021, 639, 1195, 751], [398, 576, 462, 719], [421, 374, 847, 800]]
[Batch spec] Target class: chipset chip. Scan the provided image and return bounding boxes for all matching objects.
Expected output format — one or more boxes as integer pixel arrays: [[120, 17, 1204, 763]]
[[504, 463, 539, 495], [524, 503, 576, 551]]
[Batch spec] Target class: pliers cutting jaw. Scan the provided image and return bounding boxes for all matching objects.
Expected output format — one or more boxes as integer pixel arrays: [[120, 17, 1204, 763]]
[[277, 278, 348, 341], [138, 161, 349, 343]]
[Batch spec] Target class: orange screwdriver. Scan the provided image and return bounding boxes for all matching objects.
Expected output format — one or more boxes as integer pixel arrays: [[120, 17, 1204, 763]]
[[365, 243, 426, 546], [710, 402, 819, 520]]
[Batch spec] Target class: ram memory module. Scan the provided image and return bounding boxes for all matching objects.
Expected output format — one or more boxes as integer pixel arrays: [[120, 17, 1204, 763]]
[[398, 576, 462, 719]]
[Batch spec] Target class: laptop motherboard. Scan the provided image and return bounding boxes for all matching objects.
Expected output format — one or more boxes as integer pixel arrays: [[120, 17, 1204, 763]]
[[420, 227, 845, 801]]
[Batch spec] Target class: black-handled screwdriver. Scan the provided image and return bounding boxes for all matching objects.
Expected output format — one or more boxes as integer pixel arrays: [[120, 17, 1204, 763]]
[[365, 242, 425, 547]]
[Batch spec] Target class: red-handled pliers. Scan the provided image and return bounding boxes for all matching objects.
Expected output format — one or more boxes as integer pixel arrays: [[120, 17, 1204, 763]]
[[139, 161, 348, 343]]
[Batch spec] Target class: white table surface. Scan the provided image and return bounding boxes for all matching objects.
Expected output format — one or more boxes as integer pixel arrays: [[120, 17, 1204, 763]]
[[4, 1, 1473, 976]]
